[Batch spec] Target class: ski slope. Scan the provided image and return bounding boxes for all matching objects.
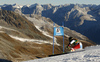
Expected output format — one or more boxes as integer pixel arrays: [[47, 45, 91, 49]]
[[23, 45, 100, 62]]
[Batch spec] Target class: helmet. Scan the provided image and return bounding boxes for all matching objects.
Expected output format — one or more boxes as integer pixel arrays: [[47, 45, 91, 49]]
[[69, 37, 73, 42]]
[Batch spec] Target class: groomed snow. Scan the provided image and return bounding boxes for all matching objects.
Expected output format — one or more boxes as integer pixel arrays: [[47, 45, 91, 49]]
[[22, 45, 100, 62]]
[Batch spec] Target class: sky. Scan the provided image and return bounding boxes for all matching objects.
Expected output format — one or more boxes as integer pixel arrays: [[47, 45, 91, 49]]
[[0, 0, 100, 5]]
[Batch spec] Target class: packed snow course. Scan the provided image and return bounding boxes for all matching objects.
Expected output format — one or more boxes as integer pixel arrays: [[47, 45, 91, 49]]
[[23, 45, 100, 62]]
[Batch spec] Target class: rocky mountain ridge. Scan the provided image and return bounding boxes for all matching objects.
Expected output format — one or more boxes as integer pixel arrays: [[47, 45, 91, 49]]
[[0, 3, 99, 44]]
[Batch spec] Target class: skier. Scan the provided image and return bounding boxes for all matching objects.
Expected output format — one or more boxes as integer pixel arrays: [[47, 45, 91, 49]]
[[67, 37, 83, 52]]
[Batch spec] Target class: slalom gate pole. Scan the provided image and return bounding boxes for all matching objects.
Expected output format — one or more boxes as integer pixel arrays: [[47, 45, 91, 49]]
[[62, 22, 64, 53], [63, 35, 64, 53], [53, 35, 54, 55], [53, 23, 55, 55]]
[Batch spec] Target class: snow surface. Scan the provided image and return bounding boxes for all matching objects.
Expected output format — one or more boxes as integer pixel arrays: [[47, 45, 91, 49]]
[[22, 45, 100, 62]]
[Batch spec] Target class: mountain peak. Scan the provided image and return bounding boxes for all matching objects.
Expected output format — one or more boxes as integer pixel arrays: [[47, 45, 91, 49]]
[[12, 3, 23, 8], [13, 3, 18, 6], [29, 3, 40, 8]]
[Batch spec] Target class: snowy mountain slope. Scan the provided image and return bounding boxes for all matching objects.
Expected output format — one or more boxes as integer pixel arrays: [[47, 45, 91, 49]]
[[25, 15, 92, 42], [0, 31, 56, 62], [0, 24, 58, 45], [24, 14, 95, 47], [9, 35, 59, 45], [12, 3, 23, 8], [23, 45, 100, 62], [0, 10, 63, 61]]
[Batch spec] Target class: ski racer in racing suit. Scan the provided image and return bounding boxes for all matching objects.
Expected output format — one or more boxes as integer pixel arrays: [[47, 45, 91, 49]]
[[67, 37, 83, 52]]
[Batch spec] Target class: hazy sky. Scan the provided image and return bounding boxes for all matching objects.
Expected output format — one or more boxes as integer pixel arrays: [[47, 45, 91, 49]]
[[0, 0, 100, 5]]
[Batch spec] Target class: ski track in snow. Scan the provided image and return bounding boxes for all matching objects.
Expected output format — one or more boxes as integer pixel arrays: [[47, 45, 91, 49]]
[[22, 45, 100, 62]]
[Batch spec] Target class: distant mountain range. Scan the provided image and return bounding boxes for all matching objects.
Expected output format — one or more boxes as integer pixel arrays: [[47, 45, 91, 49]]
[[0, 3, 99, 44]]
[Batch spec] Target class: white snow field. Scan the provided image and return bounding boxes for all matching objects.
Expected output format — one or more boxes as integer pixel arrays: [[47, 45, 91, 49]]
[[23, 45, 100, 62]]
